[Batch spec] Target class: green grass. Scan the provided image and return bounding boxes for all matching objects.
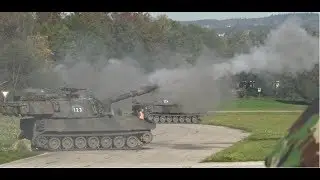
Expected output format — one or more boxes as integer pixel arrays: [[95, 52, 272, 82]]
[[0, 151, 39, 164], [0, 115, 39, 164], [202, 112, 301, 162], [217, 98, 307, 111]]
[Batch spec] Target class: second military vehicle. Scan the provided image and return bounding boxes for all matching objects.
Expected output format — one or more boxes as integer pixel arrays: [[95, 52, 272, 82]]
[[0, 85, 158, 151], [132, 99, 203, 124]]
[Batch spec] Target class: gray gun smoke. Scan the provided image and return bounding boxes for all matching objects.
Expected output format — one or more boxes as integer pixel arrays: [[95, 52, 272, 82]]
[[29, 17, 318, 113], [147, 18, 319, 112]]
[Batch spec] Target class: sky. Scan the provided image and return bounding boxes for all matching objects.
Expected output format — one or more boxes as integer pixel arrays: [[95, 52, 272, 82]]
[[149, 12, 310, 21]]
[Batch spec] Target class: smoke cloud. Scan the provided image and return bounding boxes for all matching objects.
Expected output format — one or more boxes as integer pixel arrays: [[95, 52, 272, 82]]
[[147, 17, 319, 112], [30, 17, 319, 112]]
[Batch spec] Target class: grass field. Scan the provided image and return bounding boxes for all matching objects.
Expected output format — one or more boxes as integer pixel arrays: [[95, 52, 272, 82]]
[[202, 112, 302, 162], [217, 98, 307, 111], [0, 115, 39, 164]]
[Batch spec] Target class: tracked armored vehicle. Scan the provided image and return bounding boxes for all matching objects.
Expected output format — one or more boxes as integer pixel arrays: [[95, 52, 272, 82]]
[[0, 85, 158, 151], [132, 99, 202, 124]]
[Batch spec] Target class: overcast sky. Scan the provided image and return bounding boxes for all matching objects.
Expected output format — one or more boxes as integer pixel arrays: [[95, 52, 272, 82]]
[[149, 12, 307, 21]]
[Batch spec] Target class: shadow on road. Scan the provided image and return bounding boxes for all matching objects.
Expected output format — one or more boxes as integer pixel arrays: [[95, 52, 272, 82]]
[[150, 142, 234, 150], [275, 99, 311, 105]]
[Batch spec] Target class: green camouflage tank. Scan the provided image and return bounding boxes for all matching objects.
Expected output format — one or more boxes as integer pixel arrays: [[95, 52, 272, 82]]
[[265, 98, 319, 167]]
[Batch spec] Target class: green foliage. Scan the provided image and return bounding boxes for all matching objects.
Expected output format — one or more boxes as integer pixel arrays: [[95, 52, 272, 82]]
[[201, 112, 301, 162], [0, 151, 38, 164], [0, 115, 39, 164]]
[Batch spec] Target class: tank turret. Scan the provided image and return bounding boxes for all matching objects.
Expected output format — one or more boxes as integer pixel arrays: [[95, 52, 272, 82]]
[[0, 84, 159, 152]]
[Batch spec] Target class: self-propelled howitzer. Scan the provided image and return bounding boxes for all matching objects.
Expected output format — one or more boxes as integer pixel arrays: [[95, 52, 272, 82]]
[[0, 85, 158, 152], [132, 98, 203, 124]]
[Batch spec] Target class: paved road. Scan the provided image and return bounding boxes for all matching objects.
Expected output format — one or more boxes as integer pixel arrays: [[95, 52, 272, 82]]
[[0, 124, 251, 168]]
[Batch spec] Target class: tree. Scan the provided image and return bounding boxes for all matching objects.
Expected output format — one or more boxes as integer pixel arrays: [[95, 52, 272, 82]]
[[0, 12, 53, 92]]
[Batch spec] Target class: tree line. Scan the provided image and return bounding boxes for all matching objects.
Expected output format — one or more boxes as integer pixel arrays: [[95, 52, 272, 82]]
[[0, 12, 318, 102]]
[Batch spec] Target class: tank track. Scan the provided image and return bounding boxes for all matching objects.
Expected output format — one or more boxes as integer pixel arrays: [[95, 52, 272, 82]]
[[145, 113, 201, 124], [31, 130, 153, 151]]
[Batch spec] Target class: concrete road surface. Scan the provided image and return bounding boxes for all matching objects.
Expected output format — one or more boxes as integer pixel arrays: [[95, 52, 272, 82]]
[[0, 124, 253, 168]]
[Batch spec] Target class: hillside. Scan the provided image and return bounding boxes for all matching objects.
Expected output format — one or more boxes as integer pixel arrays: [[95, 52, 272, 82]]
[[180, 13, 319, 34]]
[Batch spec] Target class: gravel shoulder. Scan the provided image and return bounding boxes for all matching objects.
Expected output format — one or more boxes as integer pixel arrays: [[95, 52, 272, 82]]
[[0, 124, 249, 167]]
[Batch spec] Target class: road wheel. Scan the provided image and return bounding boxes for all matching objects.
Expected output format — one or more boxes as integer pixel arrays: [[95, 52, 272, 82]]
[[160, 116, 166, 123], [192, 116, 198, 123], [141, 132, 153, 144], [61, 137, 74, 150], [113, 136, 126, 149], [147, 115, 154, 121], [154, 116, 160, 123], [48, 137, 61, 150], [126, 136, 140, 148], [75, 137, 87, 149], [173, 117, 179, 123], [166, 116, 173, 123], [36, 136, 48, 148], [185, 117, 191, 123], [88, 136, 100, 149], [100, 136, 112, 149], [179, 116, 185, 123]]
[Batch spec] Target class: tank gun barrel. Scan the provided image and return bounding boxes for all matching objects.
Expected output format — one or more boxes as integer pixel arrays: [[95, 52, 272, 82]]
[[108, 84, 159, 104]]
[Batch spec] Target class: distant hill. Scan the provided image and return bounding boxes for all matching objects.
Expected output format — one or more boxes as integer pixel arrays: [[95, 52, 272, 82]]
[[180, 13, 319, 34]]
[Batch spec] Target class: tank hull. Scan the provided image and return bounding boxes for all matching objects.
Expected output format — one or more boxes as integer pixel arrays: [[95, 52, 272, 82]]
[[19, 115, 156, 151], [133, 103, 203, 124]]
